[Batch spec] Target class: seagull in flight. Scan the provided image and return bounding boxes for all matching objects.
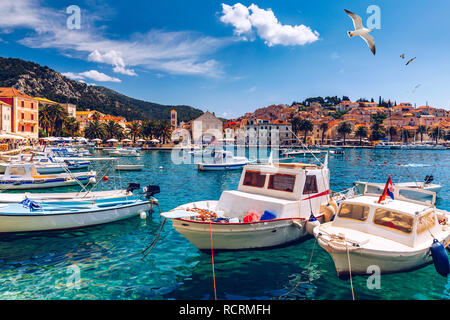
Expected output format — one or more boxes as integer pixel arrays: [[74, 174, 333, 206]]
[[400, 54, 406, 59], [406, 57, 416, 65], [344, 9, 376, 55]]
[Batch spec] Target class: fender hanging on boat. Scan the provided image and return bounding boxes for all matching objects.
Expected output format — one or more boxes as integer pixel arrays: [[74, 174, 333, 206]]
[[430, 239, 450, 277]]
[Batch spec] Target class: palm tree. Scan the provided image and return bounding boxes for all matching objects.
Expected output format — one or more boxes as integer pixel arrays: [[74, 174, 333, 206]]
[[105, 120, 124, 140], [320, 122, 328, 145], [142, 120, 156, 140], [298, 119, 313, 143], [63, 117, 80, 138], [428, 126, 442, 144], [38, 104, 52, 136], [47, 104, 68, 136], [337, 121, 353, 145], [126, 121, 142, 143], [355, 126, 369, 145], [388, 126, 397, 142], [84, 121, 106, 140], [92, 111, 102, 122], [401, 129, 412, 143], [417, 125, 428, 142], [290, 117, 302, 135]]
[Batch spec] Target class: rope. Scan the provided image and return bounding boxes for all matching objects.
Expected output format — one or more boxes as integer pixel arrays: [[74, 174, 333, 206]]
[[278, 238, 317, 299], [140, 217, 167, 260], [210, 221, 217, 300], [346, 242, 355, 300]]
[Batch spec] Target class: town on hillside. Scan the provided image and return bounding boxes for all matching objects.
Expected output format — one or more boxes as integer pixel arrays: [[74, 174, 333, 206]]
[[0, 86, 449, 151]]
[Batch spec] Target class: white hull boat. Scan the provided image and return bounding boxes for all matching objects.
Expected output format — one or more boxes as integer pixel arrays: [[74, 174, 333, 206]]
[[115, 164, 144, 171], [0, 199, 152, 233], [164, 158, 339, 251], [197, 150, 251, 171], [354, 179, 442, 196], [314, 181, 450, 278], [0, 163, 96, 190], [0, 189, 132, 203]]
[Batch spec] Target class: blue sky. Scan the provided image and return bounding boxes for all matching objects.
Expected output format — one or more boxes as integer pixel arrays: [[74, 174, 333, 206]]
[[1, 0, 449, 118]]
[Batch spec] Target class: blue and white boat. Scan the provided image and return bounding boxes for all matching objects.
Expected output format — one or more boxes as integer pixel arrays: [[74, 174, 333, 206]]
[[0, 163, 96, 190], [197, 150, 251, 171], [0, 185, 160, 233]]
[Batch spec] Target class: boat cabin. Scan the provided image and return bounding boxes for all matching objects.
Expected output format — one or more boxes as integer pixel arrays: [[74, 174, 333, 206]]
[[331, 185, 441, 247], [2, 163, 41, 179], [216, 162, 330, 220]]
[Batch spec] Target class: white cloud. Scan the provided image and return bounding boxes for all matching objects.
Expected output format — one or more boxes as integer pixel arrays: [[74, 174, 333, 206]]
[[220, 3, 253, 40], [220, 3, 319, 47], [88, 50, 137, 76], [246, 86, 256, 93], [79, 70, 121, 82], [63, 70, 121, 83], [0, 0, 230, 77]]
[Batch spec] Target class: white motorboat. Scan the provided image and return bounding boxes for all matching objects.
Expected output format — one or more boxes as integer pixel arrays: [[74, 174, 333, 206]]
[[163, 158, 339, 251], [109, 149, 141, 157], [197, 150, 251, 171], [0, 185, 160, 233], [280, 148, 322, 157], [115, 164, 145, 171], [0, 163, 96, 190], [0, 188, 133, 203], [314, 182, 450, 277], [354, 175, 442, 196]]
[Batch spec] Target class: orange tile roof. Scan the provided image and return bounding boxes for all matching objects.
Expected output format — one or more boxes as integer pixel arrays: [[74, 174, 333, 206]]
[[0, 87, 34, 100]]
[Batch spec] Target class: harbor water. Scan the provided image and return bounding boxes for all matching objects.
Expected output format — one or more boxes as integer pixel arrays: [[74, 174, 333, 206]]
[[0, 148, 448, 300]]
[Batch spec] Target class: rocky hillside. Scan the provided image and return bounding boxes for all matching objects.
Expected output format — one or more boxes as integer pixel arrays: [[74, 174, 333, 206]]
[[0, 57, 203, 121]]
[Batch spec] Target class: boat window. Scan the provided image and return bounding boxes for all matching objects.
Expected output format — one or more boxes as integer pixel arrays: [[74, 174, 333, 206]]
[[9, 167, 26, 176], [243, 171, 266, 188], [268, 174, 296, 192], [338, 203, 370, 221], [303, 175, 318, 194], [417, 212, 436, 234], [373, 209, 414, 234]]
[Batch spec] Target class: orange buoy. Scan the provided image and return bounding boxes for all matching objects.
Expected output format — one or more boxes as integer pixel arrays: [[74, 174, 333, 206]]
[[103, 176, 109, 181], [384, 161, 387, 164]]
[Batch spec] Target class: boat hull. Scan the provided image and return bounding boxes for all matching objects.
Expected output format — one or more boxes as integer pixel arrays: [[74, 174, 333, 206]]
[[171, 218, 309, 250], [0, 201, 152, 233], [197, 162, 247, 171]]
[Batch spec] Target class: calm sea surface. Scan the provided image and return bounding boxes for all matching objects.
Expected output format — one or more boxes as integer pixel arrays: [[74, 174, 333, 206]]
[[0, 148, 448, 300]]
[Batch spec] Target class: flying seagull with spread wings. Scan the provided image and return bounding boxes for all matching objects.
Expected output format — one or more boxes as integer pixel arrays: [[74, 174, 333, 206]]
[[344, 9, 376, 55], [406, 57, 416, 65]]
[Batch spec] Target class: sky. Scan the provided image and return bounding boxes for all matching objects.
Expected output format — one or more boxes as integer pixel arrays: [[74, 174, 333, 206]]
[[0, 0, 449, 119]]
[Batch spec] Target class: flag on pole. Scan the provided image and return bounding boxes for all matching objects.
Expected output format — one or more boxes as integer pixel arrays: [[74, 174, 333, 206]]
[[378, 176, 395, 203]]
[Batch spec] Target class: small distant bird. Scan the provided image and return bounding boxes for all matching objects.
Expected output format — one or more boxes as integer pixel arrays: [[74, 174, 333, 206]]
[[400, 54, 406, 59], [344, 9, 376, 55], [406, 57, 416, 65], [412, 84, 421, 93]]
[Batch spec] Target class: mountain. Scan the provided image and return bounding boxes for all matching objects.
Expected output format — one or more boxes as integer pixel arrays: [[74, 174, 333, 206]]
[[0, 57, 204, 122]]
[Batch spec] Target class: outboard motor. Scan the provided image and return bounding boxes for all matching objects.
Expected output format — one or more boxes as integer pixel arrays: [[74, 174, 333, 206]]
[[424, 175, 434, 185], [126, 183, 141, 193], [143, 185, 160, 199]]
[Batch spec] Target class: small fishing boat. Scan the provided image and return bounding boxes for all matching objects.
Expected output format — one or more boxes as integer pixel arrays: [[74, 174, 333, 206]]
[[109, 149, 141, 157], [163, 157, 338, 251], [197, 150, 251, 171], [0, 185, 160, 233], [280, 148, 322, 157], [115, 164, 144, 171], [354, 175, 442, 195], [314, 180, 450, 278], [329, 148, 345, 155], [0, 163, 96, 190]]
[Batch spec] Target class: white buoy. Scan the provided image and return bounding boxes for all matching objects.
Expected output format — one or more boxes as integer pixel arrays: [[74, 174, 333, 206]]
[[159, 166, 163, 169], [140, 211, 147, 219]]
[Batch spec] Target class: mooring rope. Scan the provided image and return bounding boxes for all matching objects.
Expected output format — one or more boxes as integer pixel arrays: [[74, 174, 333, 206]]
[[278, 238, 317, 300], [210, 221, 217, 300], [346, 242, 355, 300], [140, 217, 167, 260]]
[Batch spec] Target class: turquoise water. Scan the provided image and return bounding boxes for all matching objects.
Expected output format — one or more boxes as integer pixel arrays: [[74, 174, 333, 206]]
[[0, 148, 449, 300]]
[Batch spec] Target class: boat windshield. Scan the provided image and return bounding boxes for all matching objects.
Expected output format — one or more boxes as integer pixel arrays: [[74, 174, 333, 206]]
[[373, 208, 414, 234], [338, 203, 370, 222], [417, 212, 436, 234]]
